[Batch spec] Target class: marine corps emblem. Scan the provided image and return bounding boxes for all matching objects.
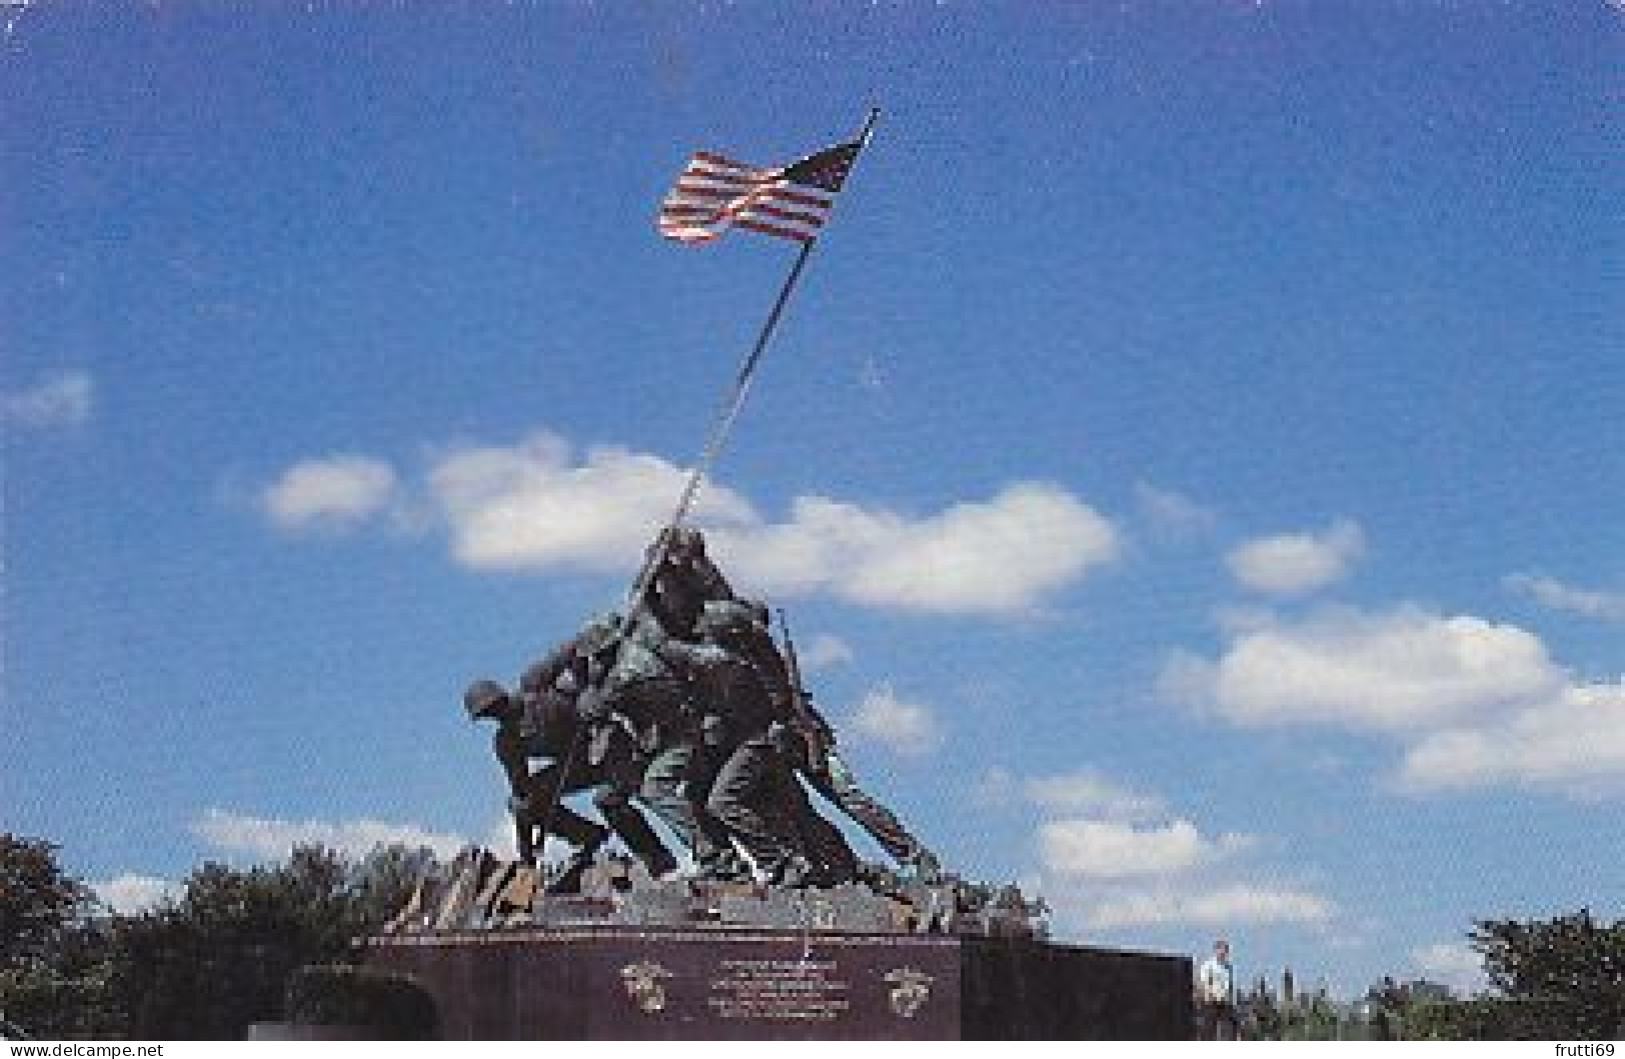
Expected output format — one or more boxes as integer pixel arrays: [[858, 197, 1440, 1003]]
[[883, 966, 934, 1018], [620, 960, 674, 1014]]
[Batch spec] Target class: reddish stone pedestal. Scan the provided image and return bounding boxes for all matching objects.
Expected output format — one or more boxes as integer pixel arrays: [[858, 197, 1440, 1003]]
[[362, 925, 1192, 1040]]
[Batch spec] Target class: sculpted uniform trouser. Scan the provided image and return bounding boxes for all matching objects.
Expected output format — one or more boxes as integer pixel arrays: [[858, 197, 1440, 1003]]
[[707, 737, 803, 880], [612, 679, 731, 871], [521, 762, 605, 851], [707, 737, 858, 883], [803, 745, 925, 866], [528, 749, 675, 877], [789, 779, 859, 882], [685, 738, 755, 880], [639, 740, 733, 872]]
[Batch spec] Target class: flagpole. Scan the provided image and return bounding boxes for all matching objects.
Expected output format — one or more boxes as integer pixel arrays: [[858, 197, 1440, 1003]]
[[527, 111, 880, 888], [623, 108, 881, 614]]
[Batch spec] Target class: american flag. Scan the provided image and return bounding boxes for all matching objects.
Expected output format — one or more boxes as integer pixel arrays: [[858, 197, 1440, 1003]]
[[657, 140, 862, 245]]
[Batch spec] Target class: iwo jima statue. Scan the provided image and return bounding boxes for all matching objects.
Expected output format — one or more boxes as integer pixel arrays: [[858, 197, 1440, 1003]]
[[380, 110, 1043, 941], [383, 523, 1044, 938], [478, 526, 941, 896], [361, 114, 1190, 1040]]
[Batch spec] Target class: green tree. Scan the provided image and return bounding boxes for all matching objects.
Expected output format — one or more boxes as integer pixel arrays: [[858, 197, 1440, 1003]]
[[1470, 909, 1625, 1038], [102, 842, 440, 1039], [1397, 910, 1624, 1039], [0, 834, 122, 1036], [351, 843, 438, 929], [2, 834, 441, 1039], [108, 847, 337, 1036], [1237, 977, 1282, 1040], [1, 834, 90, 965]]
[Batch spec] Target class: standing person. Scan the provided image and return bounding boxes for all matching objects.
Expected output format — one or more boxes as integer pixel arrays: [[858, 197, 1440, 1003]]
[[1197, 937, 1240, 1040]]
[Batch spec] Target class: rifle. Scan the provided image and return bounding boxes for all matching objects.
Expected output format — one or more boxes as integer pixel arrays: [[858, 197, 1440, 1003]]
[[775, 608, 834, 774]]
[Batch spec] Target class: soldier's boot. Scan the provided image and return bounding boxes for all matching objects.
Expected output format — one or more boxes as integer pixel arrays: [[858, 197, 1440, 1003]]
[[594, 785, 679, 882], [696, 843, 753, 884], [796, 803, 859, 886], [769, 854, 820, 889], [544, 860, 589, 896], [644, 846, 680, 882]]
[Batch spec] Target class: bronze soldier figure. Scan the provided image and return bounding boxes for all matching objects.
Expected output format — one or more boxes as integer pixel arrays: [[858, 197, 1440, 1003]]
[[656, 600, 859, 887], [575, 611, 740, 880], [463, 666, 674, 894], [643, 526, 734, 639], [777, 610, 941, 880]]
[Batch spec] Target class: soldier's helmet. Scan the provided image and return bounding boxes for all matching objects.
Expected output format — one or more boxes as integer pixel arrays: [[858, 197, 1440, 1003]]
[[463, 678, 509, 720]]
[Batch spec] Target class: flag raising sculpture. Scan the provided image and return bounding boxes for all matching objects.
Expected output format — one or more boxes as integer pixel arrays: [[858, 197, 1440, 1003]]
[[368, 108, 1192, 1041], [501, 113, 896, 891], [454, 109, 954, 907]]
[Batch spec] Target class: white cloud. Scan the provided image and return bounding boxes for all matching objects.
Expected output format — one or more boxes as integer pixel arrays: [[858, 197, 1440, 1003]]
[[428, 434, 754, 573], [91, 873, 181, 914], [267, 429, 1120, 615], [797, 634, 854, 671], [192, 807, 471, 861], [1007, 769, 1334, 934], [1022, 770, 1167, 823], [1135, 482, 1217, 538], [1395, 680, 1625, 796], [261, 455, 401, 530], [2, 370, 92, 428], [1039, 818, 1253, 879], [1226, 519, 1365, 596], [714, 482, 1119, 614], [1411, 942, 1488, 996], [1081, 883, 1336, 930], [971, 766, 1021, 807], [1169, 605, 1564, 733], [847, 685, 941, 756], [1166, 604, 1625, 798], [1505, 573, 1625, 622]]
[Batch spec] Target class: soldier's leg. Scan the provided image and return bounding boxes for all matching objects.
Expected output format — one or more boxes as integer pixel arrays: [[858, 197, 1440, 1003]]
[[638, 741, 734, 871], [590, 743, 678, 879], [522, 763, 608, 853], [807, 748, 935, 871], [521, 763, 612, 895], [708, 740, 803, 883], [1198, 1001, 1219, 1040], [686, 740, 751, 881], [786, 777, 860, 884]]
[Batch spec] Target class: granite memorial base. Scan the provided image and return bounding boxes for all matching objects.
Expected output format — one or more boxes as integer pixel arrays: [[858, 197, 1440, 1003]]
[[362, 925, 1193, 1039]]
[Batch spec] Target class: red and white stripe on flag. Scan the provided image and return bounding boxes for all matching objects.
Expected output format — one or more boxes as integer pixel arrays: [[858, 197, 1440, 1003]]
[[657, 143, 854, 245]]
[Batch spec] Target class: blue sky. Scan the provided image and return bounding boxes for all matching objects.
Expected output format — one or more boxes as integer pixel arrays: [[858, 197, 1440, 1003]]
[[3, 1, 1620, 999]]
